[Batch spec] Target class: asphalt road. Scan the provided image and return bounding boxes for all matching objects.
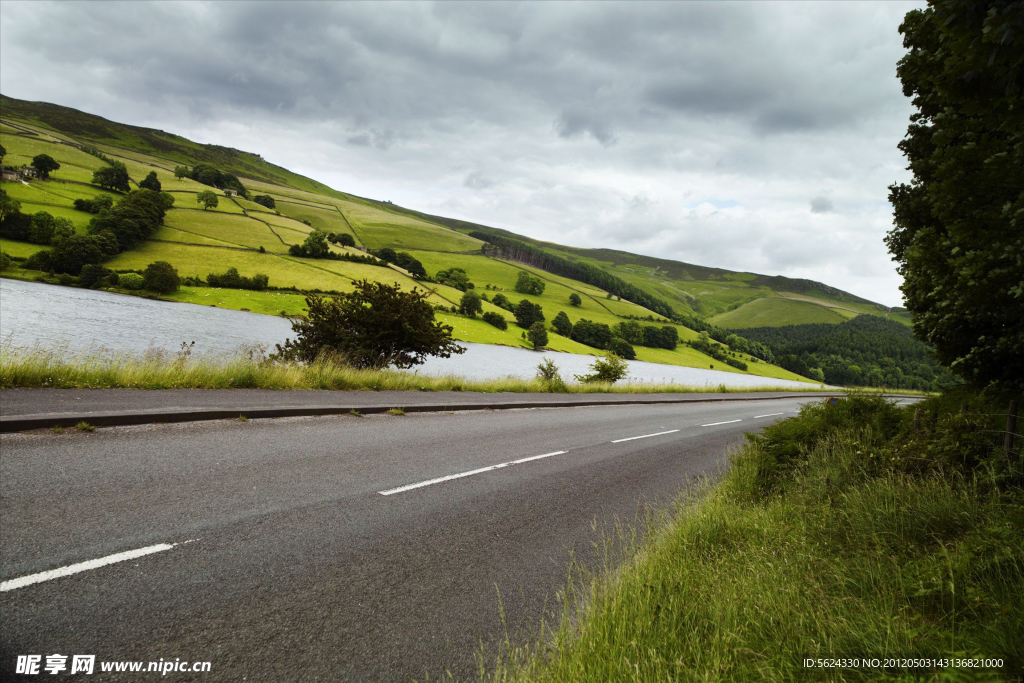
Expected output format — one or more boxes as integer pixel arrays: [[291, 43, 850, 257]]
[[0, 396, 916, 681]]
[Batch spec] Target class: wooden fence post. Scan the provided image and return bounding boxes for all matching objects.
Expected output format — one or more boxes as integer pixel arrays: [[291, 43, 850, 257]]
[[1005, 400, 1018, 460]]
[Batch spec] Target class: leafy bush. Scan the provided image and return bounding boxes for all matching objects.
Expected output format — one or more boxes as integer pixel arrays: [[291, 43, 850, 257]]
[[571, 319, 613, 349], [436, 267, 473, 291], [72, 195, 114, 214], [482, 311, 507, 330], [574, 354, 630, 384], [536, 358, 568, 392], [608, 337, 636, 360], [273, 280, 465, 369], [491, 293, 513, 311], [206, 267, 269, 291], [253, 194, 276, 210], [119, 272, 144, 290], [569, 292, 582, 306], [138, 171, 161, 192], [143, 261, 181, 294]]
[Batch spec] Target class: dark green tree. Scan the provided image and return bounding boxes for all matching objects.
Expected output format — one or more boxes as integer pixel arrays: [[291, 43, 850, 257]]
[[143, 261, 181, 294], [568, 292, 582, 307], [48, 234, 104, 275], [31, 154, 60, 179], [459, 289, 483, 317], [436, 267, 473, 291], [527, 321, 548, 350], [481, 311, 508, 330], [252, 194, 276, 209], [0, 143, 6, 164], [514, 299, 544, 328], [886, 1, 1024, 390], [274, 280, 466, 369], [608, 337, 637, 360], [139, 171, 161, 192], [196, 190, 219, 210], [552, 310, 573, 336], [173, 166, 190, 180], [92, 163, 131, 192], [514, 270, 546, 295]]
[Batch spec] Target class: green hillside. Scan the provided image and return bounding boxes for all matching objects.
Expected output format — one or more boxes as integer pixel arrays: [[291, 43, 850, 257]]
[[0, 94, 909, 385]]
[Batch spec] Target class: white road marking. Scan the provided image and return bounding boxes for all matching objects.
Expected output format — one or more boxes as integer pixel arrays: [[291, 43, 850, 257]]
[[753, 413, 785, 419], [379, 451, 567, 496], [700, 419, 742, 427], [1, 541, 191, 592], [611, 429, 679, 444]]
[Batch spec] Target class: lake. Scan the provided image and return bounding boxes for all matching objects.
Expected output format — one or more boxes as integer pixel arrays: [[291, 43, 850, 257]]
[[0, 278, 816, 388]]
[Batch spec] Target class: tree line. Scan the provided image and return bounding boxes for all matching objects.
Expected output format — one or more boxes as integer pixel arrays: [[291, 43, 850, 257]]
[[737, 315, 956, 390]]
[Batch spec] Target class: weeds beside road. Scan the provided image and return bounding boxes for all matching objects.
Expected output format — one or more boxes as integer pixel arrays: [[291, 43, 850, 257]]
[[488, 392, 1023, 680]]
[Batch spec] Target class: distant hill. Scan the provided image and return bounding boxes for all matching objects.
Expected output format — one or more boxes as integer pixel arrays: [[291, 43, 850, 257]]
[[0, 94, 907, 329]]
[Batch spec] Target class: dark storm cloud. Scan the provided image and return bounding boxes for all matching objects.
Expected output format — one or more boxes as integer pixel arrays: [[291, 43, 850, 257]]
[[0, 1, 923, 304]]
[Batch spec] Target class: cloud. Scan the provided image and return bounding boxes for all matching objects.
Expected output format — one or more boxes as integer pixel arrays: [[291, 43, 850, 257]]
[[0, 0, 924, 305], [810, 196, 834, 213]]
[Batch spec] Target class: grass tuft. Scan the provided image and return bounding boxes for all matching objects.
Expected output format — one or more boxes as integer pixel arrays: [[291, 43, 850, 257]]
[[74, 421, 94, 432], [387, 407, 406, 416]]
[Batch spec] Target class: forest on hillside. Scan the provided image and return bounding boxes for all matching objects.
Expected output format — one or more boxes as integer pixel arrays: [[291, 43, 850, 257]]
[[736, 315, 956, 391]]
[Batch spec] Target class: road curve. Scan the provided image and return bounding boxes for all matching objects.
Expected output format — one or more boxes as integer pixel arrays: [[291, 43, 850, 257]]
[[0, 396, 918, 681]]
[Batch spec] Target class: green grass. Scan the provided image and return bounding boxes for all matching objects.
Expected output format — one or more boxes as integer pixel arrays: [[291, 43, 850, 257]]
[[0, 239, 45, 258], [0, 133, 107, 184], [711, 297, 850, 328], [162, 210, 281, 251], [487, 394, 1023, 681], [0, 346, 830, 394], [167, 191, 245, 214], [337, 197, 483, 252], [273, 202, 358, 241]]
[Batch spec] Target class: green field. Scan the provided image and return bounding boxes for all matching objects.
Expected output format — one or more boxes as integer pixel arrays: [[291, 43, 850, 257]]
[[710, 297, 849, 328], [0, 238, 44, 258], [1, 96, 877, 383]]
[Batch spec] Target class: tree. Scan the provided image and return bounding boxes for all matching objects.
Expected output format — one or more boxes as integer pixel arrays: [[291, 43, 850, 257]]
[[143, 261, 181, 294], [514, 299, 544, 328], [571, 319, 613, 349], [886, 1, 1024, 391], [274, 280, 466, 369], [615, 320, 644, 345], [252, 194, 276, 209], [335, 232, 355, 247], [196, 190, 219, 210], [31, 154, 60, 179], [459, 289, 483, 317], [514, 270, 546, 295], [174, 166, 190, 180], [527, 321, 548, 349], [568, 292, 582, 307], [0, 143, 6, 165], [436, 267, 473, 291], [0, 189, 19, 222], [139, 171, 161, 192], [48, 234, 104, 275], [92, 163, 131, 192], [608, 337, 636, 360], [491, 293, 513, 311], [552, 310, 573, 337]]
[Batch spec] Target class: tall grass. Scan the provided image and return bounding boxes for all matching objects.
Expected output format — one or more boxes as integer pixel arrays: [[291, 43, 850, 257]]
[[486, 394, 1024, 680], [0, 346, 829, 394]]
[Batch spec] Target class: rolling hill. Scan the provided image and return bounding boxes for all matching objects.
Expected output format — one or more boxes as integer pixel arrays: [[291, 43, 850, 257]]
[[0, 94, 916, 385]]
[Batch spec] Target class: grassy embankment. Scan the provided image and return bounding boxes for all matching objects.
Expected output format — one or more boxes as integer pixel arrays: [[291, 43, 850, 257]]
[[487, 392, 1023, 680], [0, 348, 829, 394]]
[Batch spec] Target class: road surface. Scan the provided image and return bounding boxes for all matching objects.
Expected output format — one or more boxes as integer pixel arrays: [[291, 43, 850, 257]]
[[0, 395, 916, 681]]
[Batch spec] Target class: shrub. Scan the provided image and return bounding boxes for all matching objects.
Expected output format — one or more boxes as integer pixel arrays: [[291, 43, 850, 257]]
[[119, 272, 144, 290], [252, 194, 276, 210], [608, 337, 636, 360], [436, 267, 473, 291], [482, 311, 507, 330], [138, 171, 161, 192], [78, 264, 110, 289], [143, 261, 181, 294], [206, 267, 269, 291], [571, 319, 613, 349], [536, 358, 568, 392], [491, 293, 513, 311], [569, 292, 582, 306], [574, 353, 630, 384]]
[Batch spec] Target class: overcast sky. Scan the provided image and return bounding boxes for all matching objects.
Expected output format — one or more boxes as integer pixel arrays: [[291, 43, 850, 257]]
[[0, 1, 923, 305]]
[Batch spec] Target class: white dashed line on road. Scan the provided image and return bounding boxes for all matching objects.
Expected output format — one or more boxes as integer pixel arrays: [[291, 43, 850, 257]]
[[379, 451, 568, 496], [753, 413, 785, 419], [700, 419, 742, 427], [611, 429, 680, 444], [1, 541, 195, 592]]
